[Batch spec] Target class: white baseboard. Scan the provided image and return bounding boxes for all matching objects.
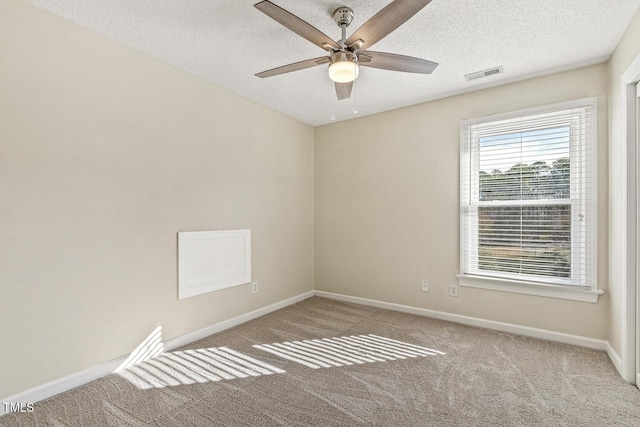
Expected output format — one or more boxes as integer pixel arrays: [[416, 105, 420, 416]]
[[1, 291, 314, 416], [0, 358, 125, 417], [605, 341, 623, 377], [314, 291, 610, 352], [163, 291, 314, 351], [1, 289, 623, 417]]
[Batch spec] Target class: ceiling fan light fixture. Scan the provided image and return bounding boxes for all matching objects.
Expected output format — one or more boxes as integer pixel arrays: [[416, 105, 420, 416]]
[[328, 51, 359, 83], [329, 61, 359, 83], [255, 1, 439, 101]]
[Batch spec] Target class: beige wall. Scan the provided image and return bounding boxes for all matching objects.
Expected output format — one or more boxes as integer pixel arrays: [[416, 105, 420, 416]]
[[315, 64, 609, 339], [3, 0, 636, 401], [608, 8, 640, 361], [0, 0, 314, 398]]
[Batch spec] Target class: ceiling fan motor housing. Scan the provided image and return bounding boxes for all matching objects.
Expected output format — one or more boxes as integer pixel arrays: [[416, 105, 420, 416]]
[[330, 50, 358, 65], [333, 7, 354, 28]]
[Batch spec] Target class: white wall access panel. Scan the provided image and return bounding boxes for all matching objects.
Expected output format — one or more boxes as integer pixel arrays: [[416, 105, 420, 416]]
[[178, 229, 251, 299]]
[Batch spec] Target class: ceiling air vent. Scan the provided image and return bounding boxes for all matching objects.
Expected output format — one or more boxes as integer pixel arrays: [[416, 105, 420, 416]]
[[464, 66, 504, 82]]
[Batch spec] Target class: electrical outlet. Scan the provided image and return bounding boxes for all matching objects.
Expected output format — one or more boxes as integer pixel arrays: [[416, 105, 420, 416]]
[[252, 282, 259, 293], [449, 284, 458, 297], [421, 280, 429, 292]]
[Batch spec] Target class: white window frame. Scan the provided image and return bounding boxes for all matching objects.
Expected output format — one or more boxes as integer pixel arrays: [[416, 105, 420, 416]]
[[459, 98, 603, 303]]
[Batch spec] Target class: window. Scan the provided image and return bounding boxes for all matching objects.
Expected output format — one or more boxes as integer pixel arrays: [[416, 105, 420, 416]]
[[459, 98, 601, 302]]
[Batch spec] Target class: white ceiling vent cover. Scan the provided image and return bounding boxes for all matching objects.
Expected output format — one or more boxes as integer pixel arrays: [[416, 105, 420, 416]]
[[464, 66, 504, 82]]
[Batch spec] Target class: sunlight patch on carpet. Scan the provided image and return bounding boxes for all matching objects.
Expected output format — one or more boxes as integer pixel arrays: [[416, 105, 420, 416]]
[[117, 347, 285, 389], [114, 324, 165, 373], [253, 334, 445, 369]]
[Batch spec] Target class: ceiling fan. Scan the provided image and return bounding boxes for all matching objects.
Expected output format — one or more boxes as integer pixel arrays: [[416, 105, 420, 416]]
[[254, 0, 438, 100]]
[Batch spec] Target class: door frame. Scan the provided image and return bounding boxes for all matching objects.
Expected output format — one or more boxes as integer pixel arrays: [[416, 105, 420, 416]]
[[621, 54, 640, 384], [636, 81, 640, 387]]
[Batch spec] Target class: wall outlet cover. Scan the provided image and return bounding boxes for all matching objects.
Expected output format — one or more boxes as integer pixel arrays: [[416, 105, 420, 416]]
[[450, 284, 458, 297]]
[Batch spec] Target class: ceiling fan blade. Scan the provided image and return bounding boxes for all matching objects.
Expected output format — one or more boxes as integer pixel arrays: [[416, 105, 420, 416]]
[[335, 81, 353, 100], [359, 51, 438, 74], [255, 1, 341, 51], [345, 0, 433, 51], [256, 56, 329, 78]]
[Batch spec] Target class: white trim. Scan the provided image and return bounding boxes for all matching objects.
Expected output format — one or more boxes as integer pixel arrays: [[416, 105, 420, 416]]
[[460, 98, 598, 295], [607, 341, 623, 376], [0, 291, 314, 416], [0, 359, 125, 417], [458, 275, 603, 303], [622, 54, 640, 85], [620, 53, 640, 384], [0, 288, 621, 417], [164, 291, 313, 351], [314, 291, 609, 351], [627, 81, 638, 384]]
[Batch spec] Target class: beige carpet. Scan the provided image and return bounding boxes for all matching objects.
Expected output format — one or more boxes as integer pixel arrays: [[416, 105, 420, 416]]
[[2, 297, 640, 426]]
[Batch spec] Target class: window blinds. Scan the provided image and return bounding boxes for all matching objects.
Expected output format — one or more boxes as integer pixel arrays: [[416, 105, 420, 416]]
[[460, 99, 596, 288]]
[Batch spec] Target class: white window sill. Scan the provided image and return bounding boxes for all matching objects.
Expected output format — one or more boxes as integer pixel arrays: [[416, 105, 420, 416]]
[[457, 275, 604, 303]]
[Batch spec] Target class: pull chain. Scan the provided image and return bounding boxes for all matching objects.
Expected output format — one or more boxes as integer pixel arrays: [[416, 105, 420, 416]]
[[353, 66, 358, 115], [329, 79, 336, 121]]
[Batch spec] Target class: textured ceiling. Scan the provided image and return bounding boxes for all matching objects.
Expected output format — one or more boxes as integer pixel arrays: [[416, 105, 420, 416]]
[[23, 0, 640, 126]]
